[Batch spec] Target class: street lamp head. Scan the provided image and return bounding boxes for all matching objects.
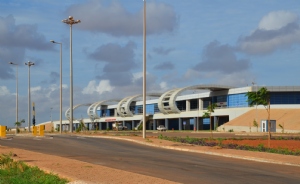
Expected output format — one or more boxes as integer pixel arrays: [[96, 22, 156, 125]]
[[9, 62, 19, 65], [25, 61, 35, 66], [62, 16, 81, 25], [50, 40, 62, 45]]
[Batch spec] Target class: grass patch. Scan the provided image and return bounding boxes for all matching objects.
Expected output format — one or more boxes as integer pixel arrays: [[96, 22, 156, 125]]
[[0, 153, 68, 184], [158, 135, 300, 156], [145, 138, 153, 143]]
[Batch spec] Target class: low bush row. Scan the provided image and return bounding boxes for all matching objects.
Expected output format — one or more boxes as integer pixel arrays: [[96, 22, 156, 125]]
[[158, 135, 300, 156]]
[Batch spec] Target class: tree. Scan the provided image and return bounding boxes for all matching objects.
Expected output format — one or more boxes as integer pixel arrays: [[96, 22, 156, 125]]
[[14, 121, 21, 133], [202, 102, 217, 139], [253, 119, 258, 132], [76, 119, 86, 132], [246, 87, 271, 147]]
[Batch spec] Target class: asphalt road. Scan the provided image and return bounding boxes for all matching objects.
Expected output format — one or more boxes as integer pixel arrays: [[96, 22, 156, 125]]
[[1, 135, 300, 183]]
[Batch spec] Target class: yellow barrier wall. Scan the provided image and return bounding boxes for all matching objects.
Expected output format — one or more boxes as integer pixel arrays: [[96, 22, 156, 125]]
[[32, 126, 37, 136], [0, 126, 6, 138], [39, 125, 45, 136]]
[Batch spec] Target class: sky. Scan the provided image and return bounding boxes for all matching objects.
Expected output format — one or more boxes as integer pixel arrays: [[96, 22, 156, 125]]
[[1, 0, 300, 127]]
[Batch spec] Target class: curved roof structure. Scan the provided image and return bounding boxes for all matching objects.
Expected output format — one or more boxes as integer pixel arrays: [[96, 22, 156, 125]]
[[65, 103, 92, 121], [158, 84, 233, 114], [87, 99, 120, 121], [117, 93, 162, 117]]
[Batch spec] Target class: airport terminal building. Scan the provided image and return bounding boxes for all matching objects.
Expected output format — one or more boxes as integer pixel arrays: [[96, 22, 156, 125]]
[[50, 85, 300, 133]]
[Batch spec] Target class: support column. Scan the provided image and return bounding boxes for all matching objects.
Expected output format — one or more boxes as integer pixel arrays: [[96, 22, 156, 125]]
[[179, 118, 182, 131], [106, 122, 109, 130], [214, 116, 218, 131], [186, 100, 190, 112], [114, 109, 117, 116], [123, 121, 125, 127], [193, 117, 196, 131], [165, 118, 169, 130], [132, 120, 135, 130], [153, 119, 156, 130], [99, 122, 102, 130], [199, 99, 203, 110]]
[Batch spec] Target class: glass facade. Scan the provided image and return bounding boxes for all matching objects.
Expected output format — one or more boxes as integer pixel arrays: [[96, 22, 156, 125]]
[[176, 100, 186, 111], [190, 99, 198, 110], [96, 91, 300, 117], [212, 95, 227, 103], [270, 92, 300, 104], [203, 98, 211, 109], [130, 104, 158, 115], [203, 118, 210, 124], [227, 93, 248, 107]]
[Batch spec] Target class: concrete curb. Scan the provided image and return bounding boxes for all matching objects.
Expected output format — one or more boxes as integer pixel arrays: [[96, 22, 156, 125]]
[[84, 135, 300, 168]]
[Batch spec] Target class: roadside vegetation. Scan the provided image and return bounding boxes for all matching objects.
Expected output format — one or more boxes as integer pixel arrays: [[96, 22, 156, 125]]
[[158, 135, 300, 156], [0, 153, 68, 184]]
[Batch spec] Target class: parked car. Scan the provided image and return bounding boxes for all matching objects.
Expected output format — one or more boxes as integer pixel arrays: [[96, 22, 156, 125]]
[[157, 125, 167, 131], [112, 122, 127, 130]]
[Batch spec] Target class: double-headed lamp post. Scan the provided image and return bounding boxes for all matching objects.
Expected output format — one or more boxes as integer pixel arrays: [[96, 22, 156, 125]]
[[50, 40, 63, 134], [25, 61, 34, 132], [62, 16, 81, 132], [9, 62, 18, 134]]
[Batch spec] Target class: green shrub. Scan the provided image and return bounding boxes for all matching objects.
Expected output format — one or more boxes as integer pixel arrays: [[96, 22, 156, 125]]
[[0, 153, 68, 183]]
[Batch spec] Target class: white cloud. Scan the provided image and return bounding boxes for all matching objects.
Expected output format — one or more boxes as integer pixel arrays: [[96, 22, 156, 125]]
[[0, 86, 10, 96], [82, 80, 114, 95], [258, 11, 298, 30], [31, 86, 42, 93], [132, 72, 143, 82], [238, 11, 300, 55], [159, 81, 168, 91], [66, 0, 178, 37], [183, 69, 201, 80], [216, 71, 253, 87]]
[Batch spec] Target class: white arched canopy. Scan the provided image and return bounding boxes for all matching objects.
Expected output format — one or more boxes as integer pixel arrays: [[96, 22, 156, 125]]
[[117, 93, 162, 117], [87, 99, 120, 121], [65, 103, 92, 121], [158, 84, 233, 114]]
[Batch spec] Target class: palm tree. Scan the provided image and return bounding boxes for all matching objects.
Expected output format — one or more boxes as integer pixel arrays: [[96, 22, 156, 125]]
[[202, 102, 217, 139], [246, 87, 271, 147], [14, 121, 21, 133]]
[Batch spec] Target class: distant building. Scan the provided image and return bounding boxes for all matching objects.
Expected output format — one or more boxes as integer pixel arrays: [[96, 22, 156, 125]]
[[48, 85, 300, 133]]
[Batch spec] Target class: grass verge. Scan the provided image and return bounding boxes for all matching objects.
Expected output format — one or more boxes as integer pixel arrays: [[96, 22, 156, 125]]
[[158, 134, 300, 156], [0, 153, 68, 184]]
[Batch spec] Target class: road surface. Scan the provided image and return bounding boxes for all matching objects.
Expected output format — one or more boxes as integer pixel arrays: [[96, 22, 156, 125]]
[[1, 135, 300, 183]]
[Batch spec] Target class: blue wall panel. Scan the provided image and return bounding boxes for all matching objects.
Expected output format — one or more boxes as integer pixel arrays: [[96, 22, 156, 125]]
[[270, 92, 300, 104], [227, 93, 248, 107]]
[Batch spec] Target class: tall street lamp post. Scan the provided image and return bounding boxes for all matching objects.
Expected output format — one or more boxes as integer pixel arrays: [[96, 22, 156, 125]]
[[50, 40, 63, 134], [142, 0, 147, 139], [62, 16, 81, 132], [50, 107, 53, 123], [9, 62, 18, 134], [25, 61, 34, 132]]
